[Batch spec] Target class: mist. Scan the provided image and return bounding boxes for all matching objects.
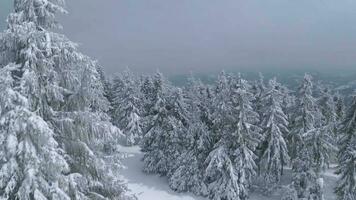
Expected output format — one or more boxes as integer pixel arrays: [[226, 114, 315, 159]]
[[1, 0, 356, 75]]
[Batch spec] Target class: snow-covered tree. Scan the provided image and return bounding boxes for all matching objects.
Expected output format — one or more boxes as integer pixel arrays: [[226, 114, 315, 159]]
[[168, 121, 209, 196], [334, 92, 345, 124], [209, 71, 232, 145], [9, 0, 66, 30], [185, 74, 210, 123], [168, 76, 211, 195], [0, 0, 130, 199], [111, 69, 143, 145], [280, 84, 296, 123], [335, 95, 356, 200], [317, 87, 338, 140], [252, 72, 266, 118], [318, 87, 337, 124], [96, 65, 112, 104], [0, 64, 70, 200], [287, 74, 329, 200], [140, 76, 155, 116], [204, 74, 261, 200], [141, 73, 182, 175], [258, 78, 290, 188]]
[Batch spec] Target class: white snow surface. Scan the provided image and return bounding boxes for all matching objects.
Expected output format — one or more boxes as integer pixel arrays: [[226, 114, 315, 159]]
[[119, 146, 338, 200], [118, 146, 206, 200]]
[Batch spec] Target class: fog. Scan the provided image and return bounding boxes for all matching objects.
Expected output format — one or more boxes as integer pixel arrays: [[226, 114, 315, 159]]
[[1, 0, 356, 75]]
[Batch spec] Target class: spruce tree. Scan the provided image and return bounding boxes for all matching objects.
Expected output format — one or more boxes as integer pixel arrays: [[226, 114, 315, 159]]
[[168, 121, 209, 196], [141, 72, 183, 175], [287, 74, 329, 200], [0, 0, 129, 199], [168, 77, 210, 195], [334, 92, 345, 124], [204, 74, 261, 200], [0, 64, 70, 200], [258, 78, 290, 189], [335, 95, 356, 200], [111, 69, 143, 145], [318, 87, 338, 140]]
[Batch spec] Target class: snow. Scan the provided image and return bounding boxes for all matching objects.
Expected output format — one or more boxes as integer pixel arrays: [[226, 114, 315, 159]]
[[250, 169, 338, 200], [118, 146, 206, 200], [119, 146, 339, 200]]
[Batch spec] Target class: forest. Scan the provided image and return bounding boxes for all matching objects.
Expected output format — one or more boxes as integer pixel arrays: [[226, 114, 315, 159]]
[[0, 0, 355, 200]]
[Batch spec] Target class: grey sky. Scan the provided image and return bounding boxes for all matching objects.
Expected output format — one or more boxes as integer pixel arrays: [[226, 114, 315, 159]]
[[1, 0, 356, 75]]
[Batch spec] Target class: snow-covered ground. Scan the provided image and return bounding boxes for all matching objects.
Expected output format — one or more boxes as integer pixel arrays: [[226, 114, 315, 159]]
[[118, 146, 206, 200], [119, 146, 338, 200]]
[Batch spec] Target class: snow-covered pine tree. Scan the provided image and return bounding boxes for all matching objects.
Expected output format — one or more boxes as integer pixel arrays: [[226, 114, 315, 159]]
[[0, 64, 70, 200], [168, 76, 211, 195], [0, 0, 130, 199], [252, 72, 266, 119], [287, 74, 330, 200], [140, 75, 156, 134], [318, 87, 337, 124], [209, 71, 232, 146], [258, 78, 290, 189], [280, 84, 296, 124], [141, 72, 177, 174], [204, 74, 261, 200], [185, 74, 207, 122], [96, 65, 113, 104], [141, 72, 166, 149], [334, 92, 345, 124], [302, 86, 338, 175], [335, 95, 356, 200], [185, 74, 214, 150], [111, 69, 143, 145], [289, 74, 317, 160], [110, 74, 125, 119], [168, 121, 209, 196], [317, 87, 338, 140]]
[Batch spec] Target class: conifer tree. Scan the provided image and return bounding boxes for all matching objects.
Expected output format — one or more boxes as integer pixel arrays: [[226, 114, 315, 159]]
[[210, 71, 232, 145], [111, 69, 143, 145], [168, 121, 209, 196], [168, 77, 210, 195], [335, 95, 356, 200], [141, 72, 180, 175], [0, 64, 71, 200], [334, 92, 345, 124], [251, 72, 266, 120], [0, 0, 129, 199], [258, 78, 290, 188], [287, 74, 329, 200], [318, 87, 338, 140], [204, 74, 261, 200]]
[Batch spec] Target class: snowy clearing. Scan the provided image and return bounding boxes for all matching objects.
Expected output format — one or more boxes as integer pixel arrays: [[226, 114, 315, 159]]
[[119, 146, 338, 200], [119, 146, 206, 200]]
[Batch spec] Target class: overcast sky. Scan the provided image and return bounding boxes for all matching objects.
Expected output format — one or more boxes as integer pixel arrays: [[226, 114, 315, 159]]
[[1, 0, 356, 75]]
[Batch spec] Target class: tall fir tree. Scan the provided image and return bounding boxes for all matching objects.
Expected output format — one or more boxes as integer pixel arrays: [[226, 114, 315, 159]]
[[335, 95, 356, 200], [334, 92, 345, 125], [111, 69, 143, 145], [252, 72, 266, 119], [168, 77, 210, 195], [258, 78, 290, 189], [141, 73, 175, 174], [0, 64, 70, 200], [0, 0, 130, 199], [204, 74, 261, 200], [318, 87, 338, 139], [287, 74, 328, 200]]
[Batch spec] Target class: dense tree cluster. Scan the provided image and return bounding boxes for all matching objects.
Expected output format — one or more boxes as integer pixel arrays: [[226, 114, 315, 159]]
[[109, 69, 354, 200], [1, 1, 354, 200]]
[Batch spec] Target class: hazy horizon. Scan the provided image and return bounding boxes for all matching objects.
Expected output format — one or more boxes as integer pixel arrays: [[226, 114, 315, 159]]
[[1, 0, 356, 75]]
